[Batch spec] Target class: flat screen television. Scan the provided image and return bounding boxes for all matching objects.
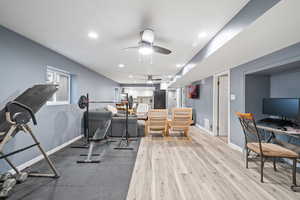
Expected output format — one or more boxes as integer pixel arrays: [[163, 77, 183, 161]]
[[187, 85, 199, 99], [262, 98, 300, 118]]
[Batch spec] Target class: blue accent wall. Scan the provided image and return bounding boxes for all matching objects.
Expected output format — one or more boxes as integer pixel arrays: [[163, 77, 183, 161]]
[[270, 67, 300, 145], [245, 75, 270, 120], [185, 76, 213, 130], [0, 26, 119, 171], [270, 68, 300, 99]]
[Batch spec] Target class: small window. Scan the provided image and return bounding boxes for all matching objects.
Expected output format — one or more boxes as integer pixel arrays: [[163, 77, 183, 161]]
[[47, 67, 71, 105]]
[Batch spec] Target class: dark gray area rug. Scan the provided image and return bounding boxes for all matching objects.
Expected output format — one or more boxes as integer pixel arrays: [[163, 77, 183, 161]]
[[8, 138, 140, 200]]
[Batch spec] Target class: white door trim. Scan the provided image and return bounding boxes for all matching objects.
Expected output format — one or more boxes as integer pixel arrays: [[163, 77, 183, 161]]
[[213, 70, 231, 144]]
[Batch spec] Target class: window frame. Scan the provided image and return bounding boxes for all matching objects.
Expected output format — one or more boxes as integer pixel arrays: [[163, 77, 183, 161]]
[[46, 66, 71, 106], [114, 87, 120, 102]]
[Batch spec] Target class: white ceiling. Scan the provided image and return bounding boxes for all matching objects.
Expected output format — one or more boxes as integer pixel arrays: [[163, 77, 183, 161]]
[[170, 0, 300, 87], [0, 0, 248, 83]]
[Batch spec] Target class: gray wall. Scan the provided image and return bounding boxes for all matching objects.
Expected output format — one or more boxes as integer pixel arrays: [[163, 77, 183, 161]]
[[270, 68, 300, 99], [269, 68, 300, 145], [245, 75, 270, 120], [230, 42, 300, 148], [185, 76, 213, 130], [0, 26, 119, 171]]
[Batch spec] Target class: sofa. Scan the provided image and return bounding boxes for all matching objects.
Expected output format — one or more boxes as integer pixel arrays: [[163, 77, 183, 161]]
[[84, 109, 112, 138], [84, 108, 140, 138], [109, 115, 138, 137]]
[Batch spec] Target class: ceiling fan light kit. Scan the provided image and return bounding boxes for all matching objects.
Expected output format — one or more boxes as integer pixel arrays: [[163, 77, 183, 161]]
[[138, 46, 153, 55], [141, 29, 155, 43], [123, 28, 172, 56]]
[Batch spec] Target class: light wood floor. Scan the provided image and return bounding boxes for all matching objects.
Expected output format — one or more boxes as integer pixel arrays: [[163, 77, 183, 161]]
[[217, 136, 228, 144], [127, 126, 300, 200]]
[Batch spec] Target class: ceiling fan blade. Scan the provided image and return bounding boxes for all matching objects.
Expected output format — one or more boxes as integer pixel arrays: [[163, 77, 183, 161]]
[[114, 31, 139, 43], [122, 46, 140, 51], [135, 78, 147, 80], [153, 46, 172, 55]]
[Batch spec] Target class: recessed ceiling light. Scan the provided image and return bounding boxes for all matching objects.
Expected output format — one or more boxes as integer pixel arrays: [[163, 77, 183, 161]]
[[176, 64, 182, 68], [129, 75, 133, 78], [198, 32, 207, 38], [118, 64, 125, 68], [88, 31, 99, 39]]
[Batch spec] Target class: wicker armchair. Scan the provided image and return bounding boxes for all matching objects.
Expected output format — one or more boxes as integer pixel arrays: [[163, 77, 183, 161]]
[[146, 109, 168, 136], [168, 108, 193, 137]]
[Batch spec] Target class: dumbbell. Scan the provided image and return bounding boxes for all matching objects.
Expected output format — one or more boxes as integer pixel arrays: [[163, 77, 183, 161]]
[[0, 173, 12, 182], [14, 172, 28, 183], [0, 186, 14, 199], [0, 178, 16, 190], [0, 178, 16, 199]]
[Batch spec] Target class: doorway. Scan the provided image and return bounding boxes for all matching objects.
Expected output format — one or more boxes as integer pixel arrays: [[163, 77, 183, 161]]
[[218, 75, 228, 136], [213, 72, 230, 144]]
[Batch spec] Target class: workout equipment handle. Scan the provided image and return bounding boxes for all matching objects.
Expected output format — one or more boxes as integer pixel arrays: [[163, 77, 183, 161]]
[[78, 94, 128, 110], [5, 101, 37, 125]]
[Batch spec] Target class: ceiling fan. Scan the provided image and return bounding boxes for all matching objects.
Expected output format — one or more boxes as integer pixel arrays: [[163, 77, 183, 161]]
[[123, 29, 172, 55], [146, 75, 162, 82], [135, 74, 171, 84]]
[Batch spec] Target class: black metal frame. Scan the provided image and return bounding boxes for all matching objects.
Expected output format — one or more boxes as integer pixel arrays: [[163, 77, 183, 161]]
[[0, 144, 38, 160], [70, 94, 92, 149], [259, 127, 300, 191], [114, 99, 137, 151], [77, 120, 112, 164], [75, 92, 136, 164], [0, 101, 60, 178], [237, 113, 298, 190]]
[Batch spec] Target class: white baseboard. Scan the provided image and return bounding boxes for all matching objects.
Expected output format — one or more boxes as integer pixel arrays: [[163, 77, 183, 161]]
[[195, 124, 214, 136], [8, 135, 83, 174], [228, 142, 243, 152], [195, 123, 243, 153]]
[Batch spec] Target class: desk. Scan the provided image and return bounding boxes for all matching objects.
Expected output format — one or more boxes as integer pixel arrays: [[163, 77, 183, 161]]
[[256, 123, 300, 137], [256, 122, 300, 144], [256, 122, 300, 190]]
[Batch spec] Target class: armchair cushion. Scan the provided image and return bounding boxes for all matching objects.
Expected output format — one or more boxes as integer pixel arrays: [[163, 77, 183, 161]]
[[247, 142, 298, 158]]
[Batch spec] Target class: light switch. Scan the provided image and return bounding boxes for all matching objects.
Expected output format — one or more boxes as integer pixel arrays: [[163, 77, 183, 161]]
[[230, 94, 236, 101]]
